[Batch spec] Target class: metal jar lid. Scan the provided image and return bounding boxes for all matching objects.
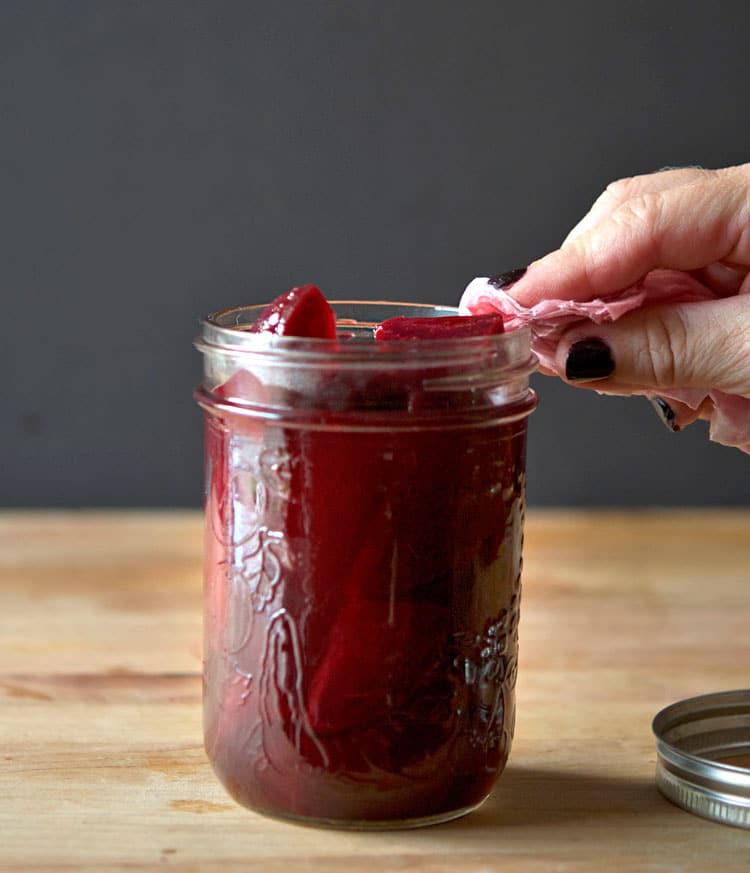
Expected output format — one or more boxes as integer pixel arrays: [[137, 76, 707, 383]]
[[652, 689, 750, 829]]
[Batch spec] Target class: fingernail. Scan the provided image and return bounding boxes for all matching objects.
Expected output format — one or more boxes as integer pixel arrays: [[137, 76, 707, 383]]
[[649, 396, 681, 432], [489, 267, 527, 289], [565, 338, 614, 382]]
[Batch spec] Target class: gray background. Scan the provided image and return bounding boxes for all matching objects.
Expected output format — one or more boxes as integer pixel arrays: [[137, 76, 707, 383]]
[[2, 1, 748, 507]]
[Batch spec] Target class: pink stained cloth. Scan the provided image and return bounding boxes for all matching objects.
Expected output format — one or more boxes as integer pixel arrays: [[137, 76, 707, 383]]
[[460, 269, 750, 453]]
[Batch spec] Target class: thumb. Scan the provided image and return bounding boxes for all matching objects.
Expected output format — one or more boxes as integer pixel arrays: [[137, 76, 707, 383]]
[[509, 166, 750, 309], [556, 296, 750, 398]]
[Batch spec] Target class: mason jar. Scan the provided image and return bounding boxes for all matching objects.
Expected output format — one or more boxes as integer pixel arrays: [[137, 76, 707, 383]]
[[194, 301, 537, 828]]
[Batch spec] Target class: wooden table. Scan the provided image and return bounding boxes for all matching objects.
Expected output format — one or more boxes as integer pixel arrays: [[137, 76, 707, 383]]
[[1, 510, 749, 871]]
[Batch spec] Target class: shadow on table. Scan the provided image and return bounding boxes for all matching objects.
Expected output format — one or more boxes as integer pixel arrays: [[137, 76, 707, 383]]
[[452, 764, 663, 830]]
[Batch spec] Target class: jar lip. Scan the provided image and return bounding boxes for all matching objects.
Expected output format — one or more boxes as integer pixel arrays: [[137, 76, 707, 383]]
[[198, 300, 536, 369], [207, 300, 460, 332]]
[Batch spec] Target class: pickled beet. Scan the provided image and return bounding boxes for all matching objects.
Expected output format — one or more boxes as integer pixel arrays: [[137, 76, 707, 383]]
[[253, 284, 336, 338], [375, 313, 505, 341]]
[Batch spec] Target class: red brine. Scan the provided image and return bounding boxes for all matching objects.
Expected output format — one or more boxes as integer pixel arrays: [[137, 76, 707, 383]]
[[196, 294, 536, 827]]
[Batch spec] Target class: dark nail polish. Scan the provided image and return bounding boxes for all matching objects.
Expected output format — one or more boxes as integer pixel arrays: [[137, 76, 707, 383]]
[[649, 396, 681, 432], [565, 338, 614, 382], [489, 267, 527, 289]]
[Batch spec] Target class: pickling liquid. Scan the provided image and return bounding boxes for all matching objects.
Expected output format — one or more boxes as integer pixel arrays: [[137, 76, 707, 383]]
[[200, 370, 530, 826]]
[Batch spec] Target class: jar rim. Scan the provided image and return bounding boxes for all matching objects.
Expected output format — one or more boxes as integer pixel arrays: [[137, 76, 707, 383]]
[[197, 300, 536, 372]]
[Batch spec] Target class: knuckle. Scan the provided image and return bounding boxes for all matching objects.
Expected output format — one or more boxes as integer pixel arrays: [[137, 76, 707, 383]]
[[609, 192, 664, 263], [636, 309, 691, 388], [615, 191, 663, 228], [597, 177, 636, 210], [693, 166, 719, 182], [570, 233, 609, 289], [607, 176, 636, 197]]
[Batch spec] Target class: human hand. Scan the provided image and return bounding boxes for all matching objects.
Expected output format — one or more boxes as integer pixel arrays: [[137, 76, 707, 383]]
[[463, 164, 750, 437]]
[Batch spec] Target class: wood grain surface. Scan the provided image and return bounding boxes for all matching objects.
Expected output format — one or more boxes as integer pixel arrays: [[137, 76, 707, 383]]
[[1, 509, 749, 872]]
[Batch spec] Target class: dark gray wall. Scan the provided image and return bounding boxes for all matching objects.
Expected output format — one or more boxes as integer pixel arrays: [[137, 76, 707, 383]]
[[2, 1, 748, 507]]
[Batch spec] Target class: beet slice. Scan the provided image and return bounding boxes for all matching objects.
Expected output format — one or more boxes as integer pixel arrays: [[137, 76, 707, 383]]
[[375, 313, 505, 341], [254, 284, 337, 339]]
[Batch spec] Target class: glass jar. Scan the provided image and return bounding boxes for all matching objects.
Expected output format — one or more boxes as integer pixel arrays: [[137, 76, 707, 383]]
[[194, 301, 537, 828]]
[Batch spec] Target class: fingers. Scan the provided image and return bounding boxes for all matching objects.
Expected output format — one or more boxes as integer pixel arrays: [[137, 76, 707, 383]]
[[649, 396, 713, 431], [563, 166, 714, 246], [510, 163, 750, 308], [553, 295, 750, 398]]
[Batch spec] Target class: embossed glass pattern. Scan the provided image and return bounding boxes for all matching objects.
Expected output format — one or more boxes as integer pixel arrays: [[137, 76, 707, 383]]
[[195, 302, 537, 828]]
